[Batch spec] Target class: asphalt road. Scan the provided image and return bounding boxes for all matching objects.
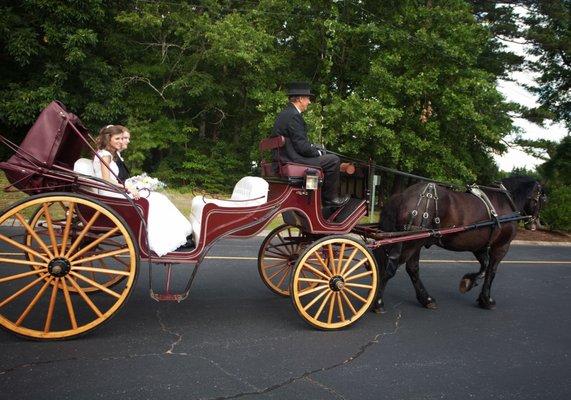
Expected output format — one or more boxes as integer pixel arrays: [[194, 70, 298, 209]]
[[0, 237, 569, 400]]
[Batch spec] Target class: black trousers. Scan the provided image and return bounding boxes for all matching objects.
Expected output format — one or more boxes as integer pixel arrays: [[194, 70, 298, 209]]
[[298, 154, 341, 201]]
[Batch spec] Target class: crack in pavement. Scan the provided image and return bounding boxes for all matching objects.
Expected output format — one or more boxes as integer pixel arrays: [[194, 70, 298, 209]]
[[156, 309, 185, 355], [200, 356, 262, 393], [199, 305, 403, 400], [303, 376, 347, 400], [0, 305, 403, 399], [0, 310, 190, 376]]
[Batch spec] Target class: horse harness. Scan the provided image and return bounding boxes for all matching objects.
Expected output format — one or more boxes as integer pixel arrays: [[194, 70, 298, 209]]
[[404, 182, 518, 249], [404, 182, 441, 231]]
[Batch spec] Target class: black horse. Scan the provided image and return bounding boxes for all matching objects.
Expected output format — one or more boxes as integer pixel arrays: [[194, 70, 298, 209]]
[[372, 176, 546, 312]]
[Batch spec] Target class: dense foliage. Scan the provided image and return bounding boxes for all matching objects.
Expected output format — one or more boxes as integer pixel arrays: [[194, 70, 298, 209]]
[[0, 0, 567, 195]]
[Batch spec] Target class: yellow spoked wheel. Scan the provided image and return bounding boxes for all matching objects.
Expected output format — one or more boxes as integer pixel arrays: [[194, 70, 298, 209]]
[[258, 224, 311, 297], [25, 201, 128, 293], [0, 193, 139, 340], [290, 236, 378, 330]]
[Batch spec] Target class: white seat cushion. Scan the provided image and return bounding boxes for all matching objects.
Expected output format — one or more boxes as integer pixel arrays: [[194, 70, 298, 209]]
[[73, 158, 95, 176], [73, 158, 98, 193], [189, 177, 269, 244]]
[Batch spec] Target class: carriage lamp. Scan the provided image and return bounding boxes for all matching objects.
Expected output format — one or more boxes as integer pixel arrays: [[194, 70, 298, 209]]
[[305, 169, 319, 190]]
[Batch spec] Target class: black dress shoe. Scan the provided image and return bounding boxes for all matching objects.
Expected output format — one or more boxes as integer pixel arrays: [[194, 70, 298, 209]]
[[323, 195, 350, 208]]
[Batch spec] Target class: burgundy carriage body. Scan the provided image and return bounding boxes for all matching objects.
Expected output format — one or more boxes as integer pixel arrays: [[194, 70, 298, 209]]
[[1, 101, 371, 263]]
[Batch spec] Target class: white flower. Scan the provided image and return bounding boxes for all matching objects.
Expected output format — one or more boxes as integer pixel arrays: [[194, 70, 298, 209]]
[[125, 173, 166, 191]]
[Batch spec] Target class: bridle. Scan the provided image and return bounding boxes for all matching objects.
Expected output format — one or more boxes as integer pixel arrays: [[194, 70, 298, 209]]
[[525, 183, 546, 227]]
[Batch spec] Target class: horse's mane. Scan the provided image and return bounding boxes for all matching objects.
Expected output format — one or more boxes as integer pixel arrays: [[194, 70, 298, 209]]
[[500, 176, 537, 205]]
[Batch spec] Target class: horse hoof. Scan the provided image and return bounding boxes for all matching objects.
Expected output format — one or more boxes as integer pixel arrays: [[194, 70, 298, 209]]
[[418, 296, 437, 309], [477, 296, 496, 310], [459, 278, 472, 293], [371, 304, 386, 314]]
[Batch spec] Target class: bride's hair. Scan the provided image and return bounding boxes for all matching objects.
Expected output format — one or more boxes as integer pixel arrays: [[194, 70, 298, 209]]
[[96, 125, 124, 151]]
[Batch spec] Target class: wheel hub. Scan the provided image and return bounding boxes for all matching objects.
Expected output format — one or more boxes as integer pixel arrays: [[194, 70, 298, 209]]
[[329, 275, 345, 291], [48, 257, 71, 277]]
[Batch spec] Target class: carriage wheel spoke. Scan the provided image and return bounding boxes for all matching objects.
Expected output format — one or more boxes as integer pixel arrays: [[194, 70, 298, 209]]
[[302, 263, 330, 281], [0, 268, 48, 284], [71, 266, 131, 276], [0, 257, 46, 268], [0, 234, 50, 263], [69, 271, 121, 299], [64, 211, 101, 258], [340, 290, 357, 315], [15, 213, 54, 259], [267, 264, 289, 281], [345, 282, 374, 289], [59, 202, 75, 256], [342, 258, 368, 280], [277, 231, 293, 255], [42, 203, 60, 257], [263, 260, 289, 271], [15, 276, 54, 326], [61, 278, 77, 329], [298, 277, 329, 284], [66, 276, 103, 317], [303, 287, 330, 311], [339, 247, 359, 276], [0, 274, 49, 308], [343, 287, 367, 304], [314, 291, 333, 320], [344, 270, 373, 282], [71, 248, 130, 265], [275, 265, 290, 289], [266, 246, 289, 258], [336, 292, 346, 322], [336, 243, 346, 275], [327, 291, 336, 323], [328, 244, 336, 275], [67, 227, 120, 262], [44, 278, 60, 333], [298, 284, 328, 298], [313, 251, 333, 277]]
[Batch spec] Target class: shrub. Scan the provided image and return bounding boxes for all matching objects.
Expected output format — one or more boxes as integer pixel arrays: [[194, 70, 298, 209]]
[[540, 185, 571, 231]]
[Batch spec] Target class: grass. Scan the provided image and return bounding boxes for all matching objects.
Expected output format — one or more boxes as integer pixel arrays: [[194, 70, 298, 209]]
[[0, 171, 27, 212]]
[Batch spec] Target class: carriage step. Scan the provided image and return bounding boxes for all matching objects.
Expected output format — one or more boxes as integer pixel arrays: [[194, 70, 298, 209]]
[[150, 290, 189, 303], [331, 198, 366, 223]]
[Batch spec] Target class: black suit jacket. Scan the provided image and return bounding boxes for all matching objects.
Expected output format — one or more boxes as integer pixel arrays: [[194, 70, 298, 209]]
[[116, 155, 130, 183], [272, 103, 320, 163]]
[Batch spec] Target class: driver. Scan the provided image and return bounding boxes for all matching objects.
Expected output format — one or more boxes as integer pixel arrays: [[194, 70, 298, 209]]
[[272, 82, 349, 208]]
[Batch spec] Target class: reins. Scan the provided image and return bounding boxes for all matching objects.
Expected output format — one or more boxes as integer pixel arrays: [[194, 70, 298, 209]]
[[324, 148, 519, 213]]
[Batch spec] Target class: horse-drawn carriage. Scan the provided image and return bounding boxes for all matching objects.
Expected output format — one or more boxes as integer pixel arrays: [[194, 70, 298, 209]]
[[0, 101, 542, 340]]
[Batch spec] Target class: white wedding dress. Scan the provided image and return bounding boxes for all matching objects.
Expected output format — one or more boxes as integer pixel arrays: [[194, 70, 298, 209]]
[[93, 150, 192, 256]]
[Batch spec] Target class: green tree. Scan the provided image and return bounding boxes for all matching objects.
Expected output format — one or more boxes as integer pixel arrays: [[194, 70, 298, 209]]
[[525, 0, 571, 130]]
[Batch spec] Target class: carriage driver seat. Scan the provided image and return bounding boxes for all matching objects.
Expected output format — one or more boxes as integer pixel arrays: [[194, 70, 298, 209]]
[[189, 176, 269, 245], [258, 135, 324, 181]]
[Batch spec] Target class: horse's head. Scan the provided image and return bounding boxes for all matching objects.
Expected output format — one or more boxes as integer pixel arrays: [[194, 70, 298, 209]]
[[523, 182, 547, 230], [501, 177, 547, 230]]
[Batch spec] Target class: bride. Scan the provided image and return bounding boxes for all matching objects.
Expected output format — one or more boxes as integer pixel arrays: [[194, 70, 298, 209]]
[[93, 125, 193, 256]]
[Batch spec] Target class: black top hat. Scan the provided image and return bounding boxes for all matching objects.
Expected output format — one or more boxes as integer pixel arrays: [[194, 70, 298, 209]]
[[287, 81, 315, 98]]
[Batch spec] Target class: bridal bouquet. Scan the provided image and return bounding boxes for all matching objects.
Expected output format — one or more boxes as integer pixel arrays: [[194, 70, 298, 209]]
[[125, 173, 166, 191]]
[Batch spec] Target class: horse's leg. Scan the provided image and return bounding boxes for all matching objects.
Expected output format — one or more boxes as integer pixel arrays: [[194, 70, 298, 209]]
[[405, 247, 437, 309], [372, 242, 403, 314], [459, 248, 488, 293], [477, 244, 510, 309]]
